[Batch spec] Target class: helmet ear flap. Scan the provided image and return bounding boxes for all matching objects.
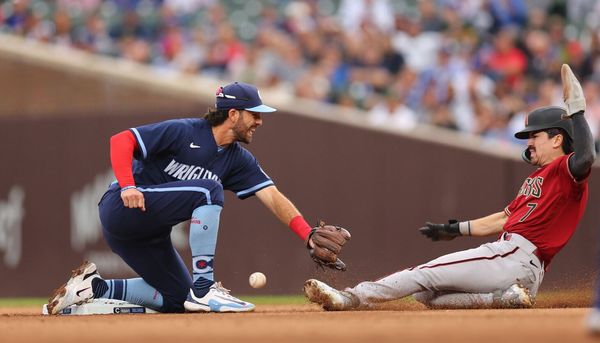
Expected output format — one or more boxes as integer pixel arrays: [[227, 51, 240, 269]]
[[521, 148, 533, 164]]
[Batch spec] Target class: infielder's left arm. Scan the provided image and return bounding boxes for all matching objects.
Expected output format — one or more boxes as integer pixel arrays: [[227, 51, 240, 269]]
[[255, 185, 312, 241], [255, 185, 352, 271]]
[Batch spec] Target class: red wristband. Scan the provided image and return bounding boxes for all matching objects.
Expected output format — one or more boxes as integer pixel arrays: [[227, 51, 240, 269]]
[[289, 215, 312, 241]]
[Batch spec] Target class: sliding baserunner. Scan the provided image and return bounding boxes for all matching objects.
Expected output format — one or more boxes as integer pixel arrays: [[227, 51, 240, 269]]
[[305, 64, 595, 311]]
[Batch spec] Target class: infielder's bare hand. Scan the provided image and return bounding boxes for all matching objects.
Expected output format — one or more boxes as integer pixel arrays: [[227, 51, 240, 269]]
[[121, 188, 146, 211]]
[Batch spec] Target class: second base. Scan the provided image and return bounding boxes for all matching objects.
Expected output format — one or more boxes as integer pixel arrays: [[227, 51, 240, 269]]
[[42, 299, 159, 315]]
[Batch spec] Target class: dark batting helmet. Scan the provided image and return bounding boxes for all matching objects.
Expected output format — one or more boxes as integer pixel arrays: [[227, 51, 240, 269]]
[[514, 106, 573, 140], [515, 106, 574, 163]]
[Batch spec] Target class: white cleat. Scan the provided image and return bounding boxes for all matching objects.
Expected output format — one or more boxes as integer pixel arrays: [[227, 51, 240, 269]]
[[497, 284, 533, 308], [47, 261, 101, 315], [303, 279, 358, 311], [184, 282, 254, 313], [586, 308, 600, 335]]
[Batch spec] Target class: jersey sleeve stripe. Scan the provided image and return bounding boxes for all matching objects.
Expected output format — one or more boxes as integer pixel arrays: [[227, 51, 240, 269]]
[[130, 128, 148, 159], [236, 180, 274, 197], [565, 152, 589, 183], [565, 152, 576, 180], [504, 207, 511, 216], [137, 186, 213, 205]]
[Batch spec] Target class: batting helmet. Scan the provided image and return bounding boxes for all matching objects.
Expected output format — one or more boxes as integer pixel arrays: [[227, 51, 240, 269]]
[[515, 106, 574, 164], [514, 106, 573, 140]]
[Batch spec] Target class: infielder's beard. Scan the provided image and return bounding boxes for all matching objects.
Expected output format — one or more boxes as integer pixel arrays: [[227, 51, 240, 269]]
[[232, 118, 255, 144]]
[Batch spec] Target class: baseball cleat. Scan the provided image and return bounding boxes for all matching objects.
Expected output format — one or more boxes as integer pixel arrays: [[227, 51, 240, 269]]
[[497, 284, 533, 308], [586, 308, 600, 335], [303, 279, 359, 311], [47, 261, 101, 315], [184, 282, 255, 313]]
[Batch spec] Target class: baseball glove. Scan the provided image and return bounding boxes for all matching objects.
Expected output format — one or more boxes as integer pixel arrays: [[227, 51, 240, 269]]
[[306, 221, 351, 271]]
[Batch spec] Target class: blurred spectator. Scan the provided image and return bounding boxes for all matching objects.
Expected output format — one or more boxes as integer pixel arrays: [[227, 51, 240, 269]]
[[523, 29, 556, 81], [337, 0, 394, 34], [2, 0, 600, 149], [4, 0, 30, 33], [488, 0, 528, 33], [480, 26, 528, 90], [391, 17, 441, 73], [417, 0, 446, 32], [583, 80, 600, 141], [367, 91, 417, 131]]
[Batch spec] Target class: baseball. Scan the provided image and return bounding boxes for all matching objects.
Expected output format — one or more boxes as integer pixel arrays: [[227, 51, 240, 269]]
[[249, 272, 267, 288]]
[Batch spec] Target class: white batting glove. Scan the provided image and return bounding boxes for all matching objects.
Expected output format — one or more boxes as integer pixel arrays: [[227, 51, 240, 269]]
[[561, 63, 586, 116]]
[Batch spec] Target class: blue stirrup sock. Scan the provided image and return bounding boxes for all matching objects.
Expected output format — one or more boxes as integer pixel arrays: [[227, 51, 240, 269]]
[[92, 278, 164, 311], [189, 205, 222, 294]]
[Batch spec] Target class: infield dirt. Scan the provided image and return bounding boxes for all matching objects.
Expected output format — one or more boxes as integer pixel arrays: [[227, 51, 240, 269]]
[[1, 294, 598, 343]]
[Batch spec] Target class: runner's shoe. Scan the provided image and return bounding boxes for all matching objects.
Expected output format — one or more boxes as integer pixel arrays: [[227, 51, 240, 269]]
[[184, 282, 254, 312], [586, 307, 600, 335], [47, 261, 101, 315], [303, 279, 359, 311], [495, 284, 533, 308]]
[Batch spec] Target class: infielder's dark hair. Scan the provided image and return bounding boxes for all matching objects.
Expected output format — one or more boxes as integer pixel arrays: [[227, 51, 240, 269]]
[[203, 108, 230, 126], [546, 128, 574, 154]]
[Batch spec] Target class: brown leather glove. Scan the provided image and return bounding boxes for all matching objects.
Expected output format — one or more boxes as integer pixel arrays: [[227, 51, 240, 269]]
[[305, 221, 351, 271]]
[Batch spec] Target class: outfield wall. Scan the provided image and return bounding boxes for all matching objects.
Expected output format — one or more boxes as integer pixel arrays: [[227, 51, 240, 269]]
[[0, 35, 598, 297], [2, 109, 599, 297]]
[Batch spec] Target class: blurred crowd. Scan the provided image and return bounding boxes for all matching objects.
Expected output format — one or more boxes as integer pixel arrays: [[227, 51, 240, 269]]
[[3, 0, 600, 147]]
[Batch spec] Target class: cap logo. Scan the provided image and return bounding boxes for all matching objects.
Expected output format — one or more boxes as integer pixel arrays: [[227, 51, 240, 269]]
[[217, 92, 239, 99], [216, 86, 249, 100], [214, 82, 275, 112]]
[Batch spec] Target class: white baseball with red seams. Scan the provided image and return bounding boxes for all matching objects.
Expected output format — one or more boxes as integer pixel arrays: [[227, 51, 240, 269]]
[[249, 272, 267, 289]]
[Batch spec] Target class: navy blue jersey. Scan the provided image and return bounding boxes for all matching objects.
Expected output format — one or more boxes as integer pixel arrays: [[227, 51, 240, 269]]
[[129, 118, 273, 199]]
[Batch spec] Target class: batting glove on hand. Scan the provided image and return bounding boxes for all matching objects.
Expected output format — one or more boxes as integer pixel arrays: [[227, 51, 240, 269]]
[[419, 220, 461, 241], [561, 64, 586, 116]]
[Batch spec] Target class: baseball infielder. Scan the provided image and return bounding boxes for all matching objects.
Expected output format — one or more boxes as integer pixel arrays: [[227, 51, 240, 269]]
[[47, 82, 350, 314], [305, 64, 596, 310]]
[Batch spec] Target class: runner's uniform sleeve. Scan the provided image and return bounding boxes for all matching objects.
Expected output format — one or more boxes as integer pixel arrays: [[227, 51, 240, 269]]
[[567, 113, 595, 181]]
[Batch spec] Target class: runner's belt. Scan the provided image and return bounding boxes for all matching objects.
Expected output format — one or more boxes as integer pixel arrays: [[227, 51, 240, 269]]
[[501, 232, 543, 266]]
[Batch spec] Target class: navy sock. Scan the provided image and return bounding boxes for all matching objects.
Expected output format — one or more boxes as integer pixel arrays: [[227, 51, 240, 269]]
[[92, 278, 108, 299], [93, 278, 164, 311], [193, 277, 214, 298]]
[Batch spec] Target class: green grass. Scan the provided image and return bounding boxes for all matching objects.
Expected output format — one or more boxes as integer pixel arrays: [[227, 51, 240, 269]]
[[0, 298, 47, 307], [0, 295, 308, 307], [239, 295, 307, 305]]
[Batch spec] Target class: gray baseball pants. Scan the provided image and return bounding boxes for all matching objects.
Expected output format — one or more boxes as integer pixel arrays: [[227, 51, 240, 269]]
[[347, 233, 544, 308]]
